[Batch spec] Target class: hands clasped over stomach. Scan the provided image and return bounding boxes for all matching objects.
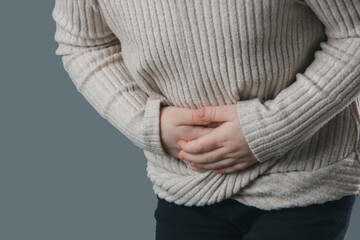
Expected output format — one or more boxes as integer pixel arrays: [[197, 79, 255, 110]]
[[159, 105, 259, 174]]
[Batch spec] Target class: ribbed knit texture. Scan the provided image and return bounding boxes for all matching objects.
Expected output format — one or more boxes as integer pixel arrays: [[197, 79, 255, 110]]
[[52, 0, 360, 210]]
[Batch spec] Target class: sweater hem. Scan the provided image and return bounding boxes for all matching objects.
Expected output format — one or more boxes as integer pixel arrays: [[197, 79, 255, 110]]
[[230, 155, 360, 211]]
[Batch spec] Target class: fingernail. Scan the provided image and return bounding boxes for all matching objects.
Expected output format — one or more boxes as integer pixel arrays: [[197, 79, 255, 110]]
[[177, 140, 185, 148]]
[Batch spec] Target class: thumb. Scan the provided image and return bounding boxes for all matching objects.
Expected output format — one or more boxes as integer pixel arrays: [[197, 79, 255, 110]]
[[197, 105, 230, 122]]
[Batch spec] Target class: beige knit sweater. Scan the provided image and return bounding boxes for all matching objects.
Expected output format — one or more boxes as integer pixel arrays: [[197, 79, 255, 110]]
[[52, 0, 360, 210]]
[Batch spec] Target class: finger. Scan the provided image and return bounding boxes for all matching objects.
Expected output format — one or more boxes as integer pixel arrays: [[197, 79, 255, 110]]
[[185, 161, 208, 173], [179, 125, 215, 142], [183, 159, 191, 165], [179, 146, 227, 164], [174, 107, 212, 126], [193, 157, 237, 170], [197, 105, 235, 123], [214, 162, 250, 174], [190, 165, 208, 173], [178, 130, 222, 154]]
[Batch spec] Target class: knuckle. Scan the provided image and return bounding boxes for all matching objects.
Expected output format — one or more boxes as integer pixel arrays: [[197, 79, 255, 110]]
[[210, 108, 216, 120], [192, 111, 198, 124], [214, 136, 225, 148], [216, 160, 230, 168], [215, 151, 227, 160], [224, 151, 236, 158], [204, 155, 215, 163], [198, 144, 206, 153]]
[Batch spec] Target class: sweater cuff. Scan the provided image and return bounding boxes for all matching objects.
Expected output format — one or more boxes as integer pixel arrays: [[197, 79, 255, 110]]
[[236, 98, 282, 163], [143, 98, 171, 157]]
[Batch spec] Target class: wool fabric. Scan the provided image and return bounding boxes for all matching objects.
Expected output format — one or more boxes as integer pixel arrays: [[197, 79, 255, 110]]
[[52, 0, 360, 210]]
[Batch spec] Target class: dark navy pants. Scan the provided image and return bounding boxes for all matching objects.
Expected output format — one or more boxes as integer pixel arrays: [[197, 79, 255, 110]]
[[154, 195, 356, 240]]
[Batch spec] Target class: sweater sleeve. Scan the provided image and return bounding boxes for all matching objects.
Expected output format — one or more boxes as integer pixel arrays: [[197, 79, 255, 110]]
[[236, 0, 360, 163], [52, 0, 170, 157]]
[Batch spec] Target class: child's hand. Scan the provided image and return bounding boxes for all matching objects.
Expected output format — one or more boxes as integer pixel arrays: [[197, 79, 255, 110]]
[[177, 105, 259, 174]]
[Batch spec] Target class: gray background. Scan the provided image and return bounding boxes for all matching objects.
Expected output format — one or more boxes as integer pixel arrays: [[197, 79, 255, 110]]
[[0, 1, 359, 240]]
